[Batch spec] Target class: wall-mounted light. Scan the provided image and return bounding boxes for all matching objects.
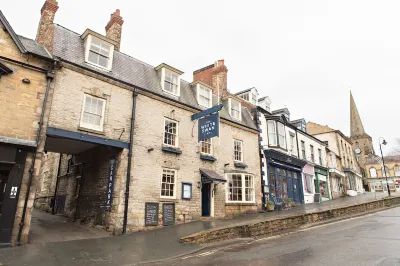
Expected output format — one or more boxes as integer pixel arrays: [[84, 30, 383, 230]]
[[224, 163, 230, 167], [147, 148, 154, 152], [197, 182, 201, 189], [22, 78, 30, 84]]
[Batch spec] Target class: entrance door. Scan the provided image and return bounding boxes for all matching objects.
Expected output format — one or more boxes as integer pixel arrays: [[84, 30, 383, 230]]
[[293, 177, 301, 203], [287, 177, 294, 200], [201, 183, 211, 217]]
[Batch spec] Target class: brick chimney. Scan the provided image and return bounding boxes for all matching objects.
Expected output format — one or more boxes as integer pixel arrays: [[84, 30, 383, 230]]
[[193, 59, 228, 97], [36, 0, 59, 53], [105, 9, 124, 52]]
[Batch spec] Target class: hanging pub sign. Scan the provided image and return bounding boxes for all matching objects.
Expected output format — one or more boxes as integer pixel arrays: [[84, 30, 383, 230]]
[[105, 157, 116, 211], [198, 112, 219, 142]]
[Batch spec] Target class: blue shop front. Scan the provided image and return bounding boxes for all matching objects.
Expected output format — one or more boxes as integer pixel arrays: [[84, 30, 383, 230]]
[[264, 150, 307, 204]]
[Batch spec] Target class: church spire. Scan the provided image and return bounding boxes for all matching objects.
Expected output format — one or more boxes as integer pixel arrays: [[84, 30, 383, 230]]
[[350, 91, 366, 137]]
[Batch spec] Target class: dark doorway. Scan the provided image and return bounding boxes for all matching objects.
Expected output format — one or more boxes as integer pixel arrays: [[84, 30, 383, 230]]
[[201, 183, 211, 217]]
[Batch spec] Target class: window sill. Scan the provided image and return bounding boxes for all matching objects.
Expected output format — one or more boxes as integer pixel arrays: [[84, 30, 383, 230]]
[[225, 202, 256, 206], [159, 198, 178, 203], [200, 154, 216, 162], [161, 89, 180, 98], [78, 126, 105, 135], [234, 162, 247, 169], [162, 146, 182, 154], [84, 61, 111, 72]]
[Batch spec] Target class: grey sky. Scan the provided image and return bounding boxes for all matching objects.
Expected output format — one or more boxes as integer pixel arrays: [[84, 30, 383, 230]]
[[2, 0, 398, 154]]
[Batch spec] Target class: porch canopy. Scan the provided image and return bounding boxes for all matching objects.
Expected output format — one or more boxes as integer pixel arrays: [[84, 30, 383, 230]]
[[45, 127, 129, 154], [200, 168, 226, 184]]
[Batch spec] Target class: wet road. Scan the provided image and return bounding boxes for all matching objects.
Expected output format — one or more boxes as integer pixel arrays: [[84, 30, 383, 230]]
[[151, 207, 400, 266]]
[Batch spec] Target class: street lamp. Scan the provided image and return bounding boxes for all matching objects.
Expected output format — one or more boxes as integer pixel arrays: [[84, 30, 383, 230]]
[[379, 137, 390, 196]]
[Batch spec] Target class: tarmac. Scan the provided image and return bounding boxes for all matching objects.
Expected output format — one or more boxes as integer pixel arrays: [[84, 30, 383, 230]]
[[0, 192, 394, 266]]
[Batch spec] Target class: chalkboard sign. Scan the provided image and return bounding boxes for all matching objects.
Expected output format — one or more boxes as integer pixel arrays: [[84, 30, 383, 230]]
[[162, 203, 175, 226], [145, 202, 159, 226], [314, 193, 321, 203]]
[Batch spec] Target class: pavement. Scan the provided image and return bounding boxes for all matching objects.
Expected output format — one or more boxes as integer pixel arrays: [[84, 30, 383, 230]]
[[29, 209, 110, 244], [149, 206, 400, 266], [0, 192, 395, 266]]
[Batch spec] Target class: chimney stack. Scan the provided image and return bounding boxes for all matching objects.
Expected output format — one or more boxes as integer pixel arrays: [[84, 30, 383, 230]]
[[193, 59, 228, 97], [36, 0, 59, 53], [105, 9, 124, 52]]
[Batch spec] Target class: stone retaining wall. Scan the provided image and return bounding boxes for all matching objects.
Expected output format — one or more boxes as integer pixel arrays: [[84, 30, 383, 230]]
[[180, 197, 400, 244]]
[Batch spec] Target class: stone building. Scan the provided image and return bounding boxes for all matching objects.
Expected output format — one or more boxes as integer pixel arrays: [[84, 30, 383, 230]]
[[307, 122, 363, 196], [349, 92, 375, 177], [0, 11, 54, 246], [31, 0, 261, 240], [364, 155, 400, 192]]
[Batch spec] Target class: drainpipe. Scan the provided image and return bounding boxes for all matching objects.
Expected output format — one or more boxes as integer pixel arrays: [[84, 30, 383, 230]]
[[122, 90, 138, 234], [17, 71, 54, 245], [51, 153, 63, 215]]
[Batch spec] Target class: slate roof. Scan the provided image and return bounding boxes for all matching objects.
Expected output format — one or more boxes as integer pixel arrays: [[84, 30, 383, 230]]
[[17, 35, 52, 59], [52, 25, 256, 130]]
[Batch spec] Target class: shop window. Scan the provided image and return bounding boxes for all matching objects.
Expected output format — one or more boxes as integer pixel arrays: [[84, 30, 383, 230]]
[[234, 139, 243, 162], [80, 94, 106, 131], [304, 174, 314, 194], [160, 169, 177, 198], [227, 173, 255, 203], [200, 138, 212, 155], [163, 118, 178, 147]]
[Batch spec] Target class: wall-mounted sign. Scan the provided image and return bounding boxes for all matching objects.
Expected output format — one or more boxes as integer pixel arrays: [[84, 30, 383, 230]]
[[181, 183, 192, 200], [163, 203, 175, 226], [145, 202, 159, 226], [10, 186, 18, 199], [198, 112, 219, 142], [104, 158, 116, 211]]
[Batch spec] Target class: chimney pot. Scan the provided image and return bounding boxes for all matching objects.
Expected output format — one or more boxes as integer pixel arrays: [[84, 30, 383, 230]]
[[105, 9, 124, 52]]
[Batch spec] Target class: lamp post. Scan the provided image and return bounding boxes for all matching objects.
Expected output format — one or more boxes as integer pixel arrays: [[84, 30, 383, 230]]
[[379, 137, 390, 196]]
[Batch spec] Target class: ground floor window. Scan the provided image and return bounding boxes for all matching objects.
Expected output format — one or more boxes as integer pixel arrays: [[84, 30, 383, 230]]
[[227, 173, 255, 203], [319, 178, 328, 197], [304, 174, 314, 194], [160, 169, 177, 198], [331, 177, 340, 194]]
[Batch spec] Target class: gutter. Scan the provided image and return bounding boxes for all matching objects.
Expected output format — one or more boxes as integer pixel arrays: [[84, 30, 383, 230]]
[[17, 70, 54, 245], [0, 56, 49, 73], [122, 90, 138, 234]]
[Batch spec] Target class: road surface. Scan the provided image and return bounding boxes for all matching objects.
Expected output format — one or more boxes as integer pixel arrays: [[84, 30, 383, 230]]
[[150, 207, 400, 266]]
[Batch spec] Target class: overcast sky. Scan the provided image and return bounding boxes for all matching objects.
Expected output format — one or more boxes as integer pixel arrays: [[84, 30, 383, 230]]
[[2, 0, 398, 154]]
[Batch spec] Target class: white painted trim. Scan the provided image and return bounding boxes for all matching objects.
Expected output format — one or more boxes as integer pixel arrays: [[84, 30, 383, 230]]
[[228, 98, 242, 121], [233, 139, 243, 162], [196, 84, 212, 108], [160, 168, 178, 199], [84, 35, 114, 71], [200, 138, 213, 156], [161, 68, 181, 97], [225, 173, 256, 204], [79, 94, 106, 132], [163, 117, 179, 148]]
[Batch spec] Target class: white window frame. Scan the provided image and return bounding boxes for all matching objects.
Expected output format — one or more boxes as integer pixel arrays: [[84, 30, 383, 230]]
[[370, 167, 377, 178], [318, 148, 323, 165], [163, 118, 179, 148], [394, 166, 400, 177], [197, 84, 212, 108], [251, 93, 257, 105], [161, 68, 181, 96], [267, 120, 277, 146], [301, 141, 306, 160], [229, 98, 241, 121], [304, 174, 314, 194], [160, 168, 177, 199], [310, 145, 315, 163], [234, 139, 243, 162], [226, 173, 255, 203], [200, 138, 212, 155], [84, 35, 114, 71], [277, 122, 286, 148], [79, 94, 106, 132]]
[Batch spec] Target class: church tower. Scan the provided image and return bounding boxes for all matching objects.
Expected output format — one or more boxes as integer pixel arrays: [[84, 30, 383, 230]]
[[350, 92, 374, 174]]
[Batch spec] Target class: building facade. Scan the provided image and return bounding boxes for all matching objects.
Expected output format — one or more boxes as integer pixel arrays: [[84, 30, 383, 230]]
[[364, 155, 400, 192], [0, 11, 54, 246], [307, 122, 363, 195], [29, 0, 261, 242]]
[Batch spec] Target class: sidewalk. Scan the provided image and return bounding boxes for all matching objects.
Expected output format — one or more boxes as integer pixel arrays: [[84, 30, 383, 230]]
[[0, 192, 395, 266]]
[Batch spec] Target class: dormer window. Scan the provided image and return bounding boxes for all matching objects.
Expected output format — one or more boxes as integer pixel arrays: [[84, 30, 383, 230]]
[[229, 98, 241, 121], [155, 64, 183, 97], [251, 93, 257, 105], [82, 30, 116, 71], [197, 84, 212, 108]]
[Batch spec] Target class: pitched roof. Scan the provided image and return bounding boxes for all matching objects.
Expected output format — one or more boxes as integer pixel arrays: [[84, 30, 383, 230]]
[[0, 11, 52, 60], [52, 25, 256, 130]]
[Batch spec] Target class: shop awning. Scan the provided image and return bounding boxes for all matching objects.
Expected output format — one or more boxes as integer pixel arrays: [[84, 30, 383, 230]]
[[200, 168, 226, 184]]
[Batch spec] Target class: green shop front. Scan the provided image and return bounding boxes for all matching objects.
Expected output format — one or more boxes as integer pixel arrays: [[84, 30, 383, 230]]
[[314, 167, 330, 202]]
